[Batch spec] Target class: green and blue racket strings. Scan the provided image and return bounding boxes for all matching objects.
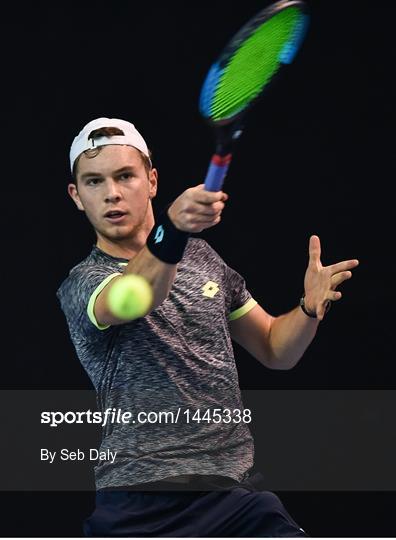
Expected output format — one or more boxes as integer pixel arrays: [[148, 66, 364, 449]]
[[200, 6, 309, 123]]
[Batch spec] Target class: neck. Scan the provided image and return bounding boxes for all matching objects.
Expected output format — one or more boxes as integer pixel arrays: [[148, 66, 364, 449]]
[[96, 210, 155, 260]]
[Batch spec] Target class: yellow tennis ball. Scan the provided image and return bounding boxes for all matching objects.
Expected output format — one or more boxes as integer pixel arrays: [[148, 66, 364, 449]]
[[107, 274, 153, 320]]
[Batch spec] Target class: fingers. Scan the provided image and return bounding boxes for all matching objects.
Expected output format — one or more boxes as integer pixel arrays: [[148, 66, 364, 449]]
[[181, 214, 222, 233], [193, 200, 225, 217], [168, 185, 228, 233], [192, 216, 222, 232], [316, 294, 340, 321], [190, 184, 229, 204], [176, 199, 224, 226], [331, 270, 352, 289], [314, 275, 350, 319], [308, 235, 321, 266], [329, 259, 359, 274], [328, 290, 342, 301], [304, 242, 359, 321]]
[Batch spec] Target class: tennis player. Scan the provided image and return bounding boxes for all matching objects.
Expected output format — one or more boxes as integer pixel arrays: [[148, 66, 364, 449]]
[[57, 117, 359, 537]]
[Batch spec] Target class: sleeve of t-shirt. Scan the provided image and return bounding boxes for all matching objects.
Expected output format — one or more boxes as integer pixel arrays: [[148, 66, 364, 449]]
[[196, 239, 257, 321], [56, 264, 122, 336], [225, 264, 258, 321]]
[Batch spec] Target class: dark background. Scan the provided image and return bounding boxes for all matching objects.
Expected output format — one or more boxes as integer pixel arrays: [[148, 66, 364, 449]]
[[1, 0, 395, 536]]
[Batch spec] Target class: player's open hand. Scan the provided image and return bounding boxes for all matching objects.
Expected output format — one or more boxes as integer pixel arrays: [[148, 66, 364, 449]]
[[168, 184, 228, 233], [303, 235, 359, 321]]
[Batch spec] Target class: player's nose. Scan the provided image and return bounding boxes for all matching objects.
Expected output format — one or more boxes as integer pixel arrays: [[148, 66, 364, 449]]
[[104, 179, 122, 202]]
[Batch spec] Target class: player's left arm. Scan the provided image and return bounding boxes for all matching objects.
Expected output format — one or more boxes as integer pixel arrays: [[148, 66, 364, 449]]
[[229, 235, 359, 370]]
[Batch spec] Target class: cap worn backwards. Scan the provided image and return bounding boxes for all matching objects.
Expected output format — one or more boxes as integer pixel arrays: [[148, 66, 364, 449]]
[[69, 117, 150, 173]]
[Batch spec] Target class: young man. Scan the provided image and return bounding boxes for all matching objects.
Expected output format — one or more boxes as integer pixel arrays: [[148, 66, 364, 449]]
[[57, 117, 359, 537]]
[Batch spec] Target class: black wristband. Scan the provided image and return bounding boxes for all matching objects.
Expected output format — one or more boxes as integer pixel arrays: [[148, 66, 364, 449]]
[[299, 294, 331, 319], [146, 208, 189, 264]]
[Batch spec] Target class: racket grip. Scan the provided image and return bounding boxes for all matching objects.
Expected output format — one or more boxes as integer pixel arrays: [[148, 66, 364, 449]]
[[204, 154, 232, 191]]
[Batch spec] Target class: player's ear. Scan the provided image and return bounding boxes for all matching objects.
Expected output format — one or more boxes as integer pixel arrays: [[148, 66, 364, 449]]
[[148, 168, 158, 199], [67, 182, 85, 211]]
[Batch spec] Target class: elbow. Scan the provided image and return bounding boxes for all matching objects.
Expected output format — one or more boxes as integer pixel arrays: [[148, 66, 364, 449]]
[[265, 351, 303, 370], [255, 347, 297, 371], [268, 357, 299, 370]]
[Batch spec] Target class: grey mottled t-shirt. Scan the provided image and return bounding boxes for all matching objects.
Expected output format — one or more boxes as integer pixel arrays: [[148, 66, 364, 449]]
[[56, 238, 257, 490]]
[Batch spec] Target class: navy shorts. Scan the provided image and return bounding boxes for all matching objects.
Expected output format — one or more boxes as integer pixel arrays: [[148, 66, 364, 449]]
[[83, 473, 308, 537]]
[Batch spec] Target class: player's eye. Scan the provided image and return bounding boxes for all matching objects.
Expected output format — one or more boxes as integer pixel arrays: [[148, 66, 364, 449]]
[[86, 178, 101, 185], [119, 173, 133, 180]]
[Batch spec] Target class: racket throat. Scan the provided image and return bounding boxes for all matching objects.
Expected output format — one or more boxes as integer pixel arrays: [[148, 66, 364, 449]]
[[213, 121, 244, 156], [204, 122, 243, 191]]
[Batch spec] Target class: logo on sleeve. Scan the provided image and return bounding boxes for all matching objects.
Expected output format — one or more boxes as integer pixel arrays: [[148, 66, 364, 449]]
[[202, 281, 219, 298]]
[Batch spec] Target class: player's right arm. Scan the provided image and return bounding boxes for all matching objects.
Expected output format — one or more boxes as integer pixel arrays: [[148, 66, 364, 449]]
[[93, 185, 228, 327]]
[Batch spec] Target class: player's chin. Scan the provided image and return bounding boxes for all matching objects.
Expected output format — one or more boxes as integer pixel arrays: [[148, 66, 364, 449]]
[[100, 220, 134, 237]]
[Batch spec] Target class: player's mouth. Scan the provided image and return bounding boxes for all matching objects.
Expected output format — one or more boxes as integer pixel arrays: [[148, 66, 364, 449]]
[[104, 210, 128, 223]]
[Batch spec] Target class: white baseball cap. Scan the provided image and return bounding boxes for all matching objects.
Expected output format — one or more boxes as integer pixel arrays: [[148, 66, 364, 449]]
[[69, 117, 151, 173]]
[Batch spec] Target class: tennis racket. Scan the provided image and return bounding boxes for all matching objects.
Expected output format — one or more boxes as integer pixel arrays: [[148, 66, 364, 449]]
[[199, 0, 310, 191]]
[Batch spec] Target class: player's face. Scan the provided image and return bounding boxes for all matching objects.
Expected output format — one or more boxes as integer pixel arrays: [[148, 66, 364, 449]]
[[68, 145, 157, 244]]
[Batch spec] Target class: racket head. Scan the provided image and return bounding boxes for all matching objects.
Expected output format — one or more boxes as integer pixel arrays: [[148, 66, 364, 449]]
[[199, 0, 310, 128]]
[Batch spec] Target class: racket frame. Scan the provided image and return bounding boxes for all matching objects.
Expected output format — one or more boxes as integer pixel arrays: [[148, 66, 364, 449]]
[[201, 0, 310, 190]]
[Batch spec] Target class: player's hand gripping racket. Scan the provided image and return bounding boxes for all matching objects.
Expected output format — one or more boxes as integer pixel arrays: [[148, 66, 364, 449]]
[[199, 0, 310, 191]]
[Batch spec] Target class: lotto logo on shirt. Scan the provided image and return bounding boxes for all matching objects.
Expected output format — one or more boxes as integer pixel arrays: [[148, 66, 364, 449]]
[[202, 281, 219, 298]]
